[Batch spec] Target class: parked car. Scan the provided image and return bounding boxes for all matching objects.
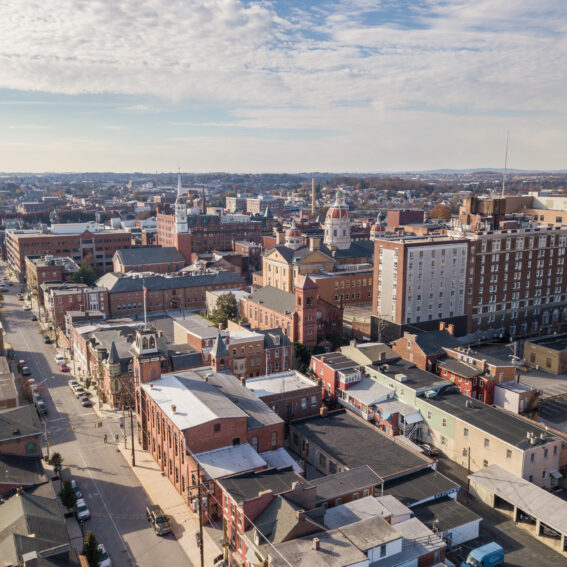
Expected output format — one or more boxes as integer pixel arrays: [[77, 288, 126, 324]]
[[59, 363, 70, 372], [23, 305, 31, 311], [31, 314, 37, 321], [145, 505, 171, 535], [70, 479, 82, 499], [21, 366, 31, 376], [80, 397, 92, 407], [74, 388, 86, 399], [98, 544, 112, 567], [54, 354, 65, 365], [68, 380, 79, 390], [36, 401, 48, 416], [17, 294, 23, 301], [43, 335, 52, 344], [75, 498, 90, 521], [421, 444, 441, 457], [18, 359, 26, 367]]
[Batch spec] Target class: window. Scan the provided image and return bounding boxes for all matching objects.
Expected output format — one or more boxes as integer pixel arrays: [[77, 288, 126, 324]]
[[442, 418, 447, 427], [483, 459, 488, 467], [335, 497, 342, 506], [301, 398, 307, 410], [363, 489, 369, 497], [463, 427, 469, 438], [484, 438, 490, 449], [214, 423, 221, 433], [544, 448, 548, 458], [506, 449, 512, 459], [252, 436, 258, 451], [380, 544, 387, 558], [311, 395, 317, 407], [530, 453, 535, 463], [352, 493, 359, 501], [271, 431, 277, 449], [319, 454, 327, 467]]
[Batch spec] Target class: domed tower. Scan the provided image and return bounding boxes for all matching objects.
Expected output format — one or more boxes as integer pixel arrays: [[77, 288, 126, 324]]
[[285, 219, 303, 250], [174, 169, 188, 234], [370, 210, 386, 241], [324, 191, 350, 250]]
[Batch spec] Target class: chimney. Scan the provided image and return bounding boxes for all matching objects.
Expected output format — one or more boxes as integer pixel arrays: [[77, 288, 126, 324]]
[[379, 351, 386, 362], [320, 406, 328, 417], [312, 537, 320, 551], [349, 339, 356, 347], [276, 231, 285, 245], [171, 404, 176, 413], [321, 356, 325, 363], [240, 377, 246, 386], [439, 321, 446, 331], [309, 237, 320, 251], [447, 324, 455, 336], [296, 509, 306, 521]]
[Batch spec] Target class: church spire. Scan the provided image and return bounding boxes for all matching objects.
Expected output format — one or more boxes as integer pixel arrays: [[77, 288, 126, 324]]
[[177, 168, 182, 199]]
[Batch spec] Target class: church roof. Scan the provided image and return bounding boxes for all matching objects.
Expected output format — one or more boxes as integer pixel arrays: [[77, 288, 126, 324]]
[[295, 275, 318, 290], [108, 340, 120, 364], [211, 333, 229, 358]]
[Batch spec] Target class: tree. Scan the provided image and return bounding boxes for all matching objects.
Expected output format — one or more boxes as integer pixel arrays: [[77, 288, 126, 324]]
[[72, 260, 98, 287], [211, 293, 238, 327], [429, 203, 452, 220], [59, 480, 77, 511], [0, 289, 3, 304], [49, 452, 63, 476], [83, 531, 102, 567]]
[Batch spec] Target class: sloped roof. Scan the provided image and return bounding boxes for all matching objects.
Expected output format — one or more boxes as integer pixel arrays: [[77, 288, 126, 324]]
[[0, 455, 47, 488], [413, 330, 460, 356], [114, 246, 185, 267], [438, 358, 482, 378], [0, 405, 42, 441], [211, 333, 228, 358], [246, 286, 296, 316], [96, 270, 244, 293], [107, 340, 120, 364]]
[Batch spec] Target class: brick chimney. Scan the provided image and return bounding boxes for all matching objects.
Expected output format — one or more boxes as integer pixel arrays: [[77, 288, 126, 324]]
[[439, 321, 446, 331], [309, 237, 320, 251], [447, 323, 455, 336], [312, 537, 320, 551]]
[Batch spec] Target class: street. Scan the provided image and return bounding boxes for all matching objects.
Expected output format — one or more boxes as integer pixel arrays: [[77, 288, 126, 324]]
[[0, 265, 192, 567]]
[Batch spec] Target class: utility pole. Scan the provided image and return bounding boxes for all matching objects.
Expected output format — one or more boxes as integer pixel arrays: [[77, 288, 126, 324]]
[[197, 462, 205, 567], [129, 400, 136, 466], [467, 447, 471, 492]]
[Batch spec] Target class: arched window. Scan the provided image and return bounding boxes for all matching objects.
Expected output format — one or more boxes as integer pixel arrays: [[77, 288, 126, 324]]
[[149, 337, 156, 349], [142, 337, 148, 350]]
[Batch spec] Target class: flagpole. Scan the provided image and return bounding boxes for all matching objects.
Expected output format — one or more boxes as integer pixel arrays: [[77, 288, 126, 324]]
[[143, 277, 147, 327]]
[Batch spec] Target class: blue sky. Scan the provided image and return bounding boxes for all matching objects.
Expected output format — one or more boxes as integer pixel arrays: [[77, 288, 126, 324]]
[[1, 0, 566, 172]]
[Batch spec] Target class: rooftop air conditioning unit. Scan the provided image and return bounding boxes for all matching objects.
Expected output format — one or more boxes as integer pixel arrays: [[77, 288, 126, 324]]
[[395, 373, 407, 383]]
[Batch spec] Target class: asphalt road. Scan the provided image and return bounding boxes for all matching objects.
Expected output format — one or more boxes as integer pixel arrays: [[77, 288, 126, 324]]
[[0, 265, 192, 567]]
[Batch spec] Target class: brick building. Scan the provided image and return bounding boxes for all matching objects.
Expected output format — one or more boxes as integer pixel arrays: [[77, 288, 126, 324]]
[[134, 335, 285, 523], [233, 240, 262, 273], [245, 371, 322, 422], [309, 352, 360, 400], [386, 209, 425, 228], [6, 223, 131, 277], [241, 276, 342, 347], [112, 246, 186, 273], [25, 255, 79, 303], [97, 270, 245, 317], [45, 285, 109, 329]]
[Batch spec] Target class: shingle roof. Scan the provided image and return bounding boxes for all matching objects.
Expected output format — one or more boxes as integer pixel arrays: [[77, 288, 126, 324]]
[[96, 270, 244, 293], [246, 286, 296, 316], [114, 246, 185, 267], [413, 330, 460, 355], [0, 405, 42, 441], [437, 358, 482, 379], [211, 333, 228, 358], [0, 455, 47, 488], [310, 466, 383, 502]]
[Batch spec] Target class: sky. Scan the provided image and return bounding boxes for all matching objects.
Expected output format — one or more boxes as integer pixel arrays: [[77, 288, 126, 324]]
[[1, 0, 566, 173]]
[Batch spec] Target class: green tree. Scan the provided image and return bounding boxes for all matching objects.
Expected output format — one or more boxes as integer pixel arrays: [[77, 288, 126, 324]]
[[83, 531, 102, 567], [59, 480, 77, 511], [211, 293, 238, 327], [49, 452, 63, 477], [72, 261, 98, 286]]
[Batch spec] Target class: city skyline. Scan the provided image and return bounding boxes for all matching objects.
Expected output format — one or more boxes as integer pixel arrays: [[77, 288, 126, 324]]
[[1, 0, 566, 172]]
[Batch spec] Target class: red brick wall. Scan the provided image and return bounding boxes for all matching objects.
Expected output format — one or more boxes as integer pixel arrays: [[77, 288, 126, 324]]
[[260, 387, 321, 421], [0, 434, 41, 457]]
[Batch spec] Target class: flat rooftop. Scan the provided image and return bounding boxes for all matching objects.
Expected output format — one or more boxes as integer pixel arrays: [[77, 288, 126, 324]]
[[312, 352, 359, 371], [527, 334, 567, 352], [369, 359, 449, 391], [310, 466, 383, 503], [290, 410, 431, 480], [194, 443, 266, 480], [412, 496, 480, 533], [383, 468, 460, 507], [245, 371, 316, 398]]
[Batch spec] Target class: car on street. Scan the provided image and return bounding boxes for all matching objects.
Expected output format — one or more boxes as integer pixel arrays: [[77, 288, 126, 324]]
[[71, 479, 82, 499], [74, 387, 85, 398], [23, 305, 31, 311], [146, 505, 171, 535], [75, 498, 90, 521], [18, 359, 26, 367], [43, 335, 52, 344], [36, 401, 48, 415], [54, 354, 65, 365], [31, 314, 37, 321], [80, 396, 92, 407], [17, 294, 23, 301], [98, 544, 112, 567], [21, 366, 31, 376], [421, 443, 441, 457], [68, 380, 79, 390], [58, 363, 70, 372]]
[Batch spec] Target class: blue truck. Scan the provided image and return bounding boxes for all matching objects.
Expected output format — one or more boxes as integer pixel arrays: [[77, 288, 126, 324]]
[[461, 542, 505, 567]]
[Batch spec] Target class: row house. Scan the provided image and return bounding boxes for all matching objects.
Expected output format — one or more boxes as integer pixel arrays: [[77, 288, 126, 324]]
[[25, 255, 79, 303], [134, 337, 285, 524]]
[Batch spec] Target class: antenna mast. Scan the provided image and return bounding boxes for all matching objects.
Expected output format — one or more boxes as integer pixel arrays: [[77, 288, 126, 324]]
[[501, 132, 509, 198]]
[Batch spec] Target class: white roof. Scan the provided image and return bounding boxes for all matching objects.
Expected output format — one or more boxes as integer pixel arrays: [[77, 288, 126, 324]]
[[260, 447, 303, 474], [469, 464, 567, 535], [375, 495, 412, 519], [342, 377, 390, 405], [141, 373, 247, 430], [206, 289, 250, 300], [195, 443, 266, 480], [378, 397, 422, 419], [324, 496, 392, 529], [246, 371, 315, 397]]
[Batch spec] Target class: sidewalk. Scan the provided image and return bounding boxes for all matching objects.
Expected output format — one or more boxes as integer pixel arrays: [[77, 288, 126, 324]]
[[91, 393, 223, 567]]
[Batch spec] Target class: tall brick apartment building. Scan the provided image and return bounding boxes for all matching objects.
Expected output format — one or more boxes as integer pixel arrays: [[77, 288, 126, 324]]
[[6, 223, 131, 278]]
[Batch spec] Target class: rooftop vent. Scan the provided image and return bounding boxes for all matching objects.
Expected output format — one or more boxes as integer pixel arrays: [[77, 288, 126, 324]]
[[171, 404, 176, 413], [394, 373, 407, 383], [312, 537, 320, 551]]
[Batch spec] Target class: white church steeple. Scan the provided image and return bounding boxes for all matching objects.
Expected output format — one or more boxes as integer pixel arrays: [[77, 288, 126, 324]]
[[324, 190, 351, 250], [174, 168, 188, 233]]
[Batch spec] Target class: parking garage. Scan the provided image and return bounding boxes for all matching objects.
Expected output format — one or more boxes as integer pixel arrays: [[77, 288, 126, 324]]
[[468, 464, 567, 555]]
